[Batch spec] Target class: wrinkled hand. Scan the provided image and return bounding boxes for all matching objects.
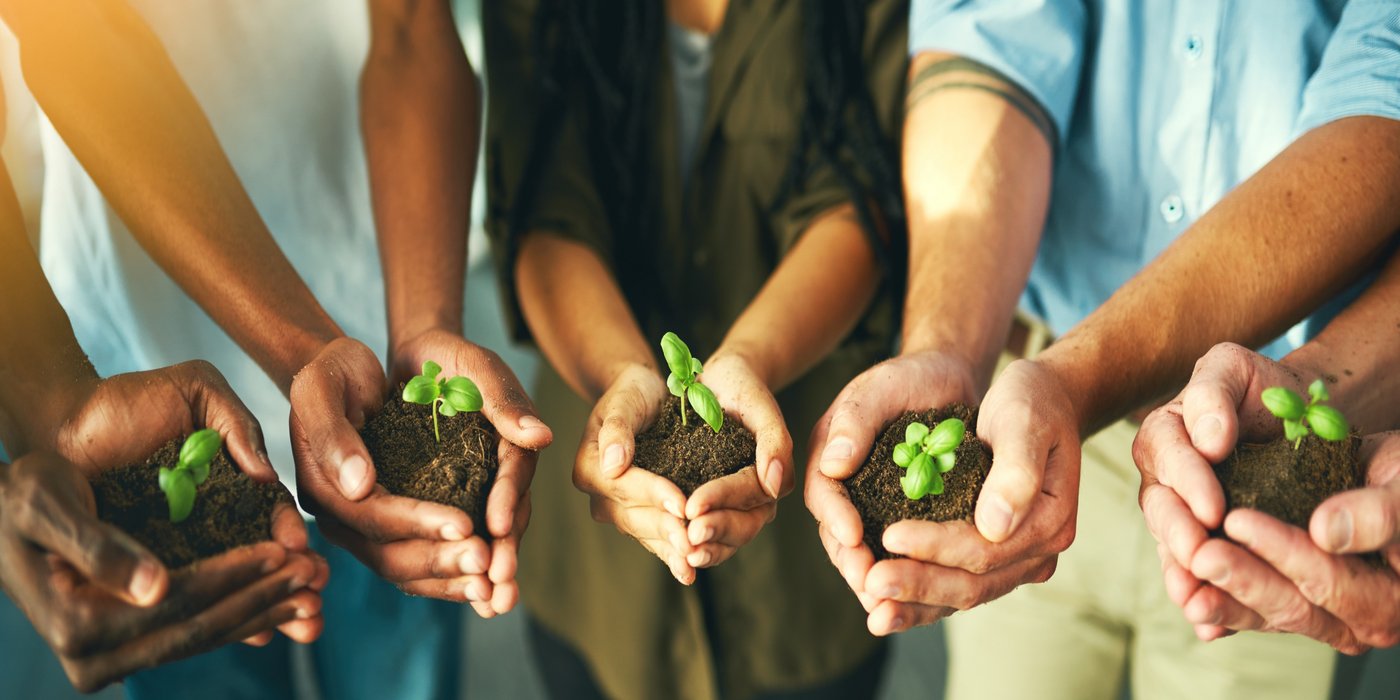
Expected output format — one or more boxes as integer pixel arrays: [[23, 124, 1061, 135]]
[[677, 351, 792, 569], [387, 328, 551, 616], [573, 363, 696, 584], [1135, 343, 1400, 651], [292, 337, 487, 605], [0, 452, 322, 692], [51, 361, 327, 646]]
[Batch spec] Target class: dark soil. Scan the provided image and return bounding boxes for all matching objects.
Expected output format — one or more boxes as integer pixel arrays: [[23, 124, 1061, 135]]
[[92, 439, 288, 569], [846, 405, 992, 560], [1215, 433, 1363, 531], [634, 400, 756, 495], [359, 389, 500, 537]]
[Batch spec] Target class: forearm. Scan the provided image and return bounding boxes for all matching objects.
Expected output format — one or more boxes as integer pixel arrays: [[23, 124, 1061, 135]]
[[717, 205, 879, 391], [515, 234, 653, 402], [1040, 116, 1400, 435], [900, 52, 1053, 390], [1284, 252, 1400, 433], [362, 0, 479, 353], [2, 0, 341, 390]]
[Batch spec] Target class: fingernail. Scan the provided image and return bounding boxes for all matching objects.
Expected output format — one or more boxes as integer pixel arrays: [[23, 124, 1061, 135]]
[[339, 455, 368, 496], [690, 523, 715, 545], [603, 444, 625, 475], [1204, 562, 1230, 586], [467, 580, 488, 601], [296, 606, 313, 619], [1326, 510, 1353, 551], [519, 415, 547, 432], [129, 561, 159, 603], [882, 528, 905, 553], [820, 438, 854, 467], [664, 498, 684, 520], [1190, 415, 1223, 448], [977, 494, 1014, 542], [257, 449, 273, 469], [687, 550, 710, 567], [764, 459, 784, 498], [888, 617, 905, 634], [441, 524, 466, 541], [290, 575, 310, 592], [262, 558, 280, 574]]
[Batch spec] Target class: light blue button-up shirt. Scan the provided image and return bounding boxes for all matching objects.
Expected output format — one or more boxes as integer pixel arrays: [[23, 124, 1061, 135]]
[[910, 0, 1400, 357]]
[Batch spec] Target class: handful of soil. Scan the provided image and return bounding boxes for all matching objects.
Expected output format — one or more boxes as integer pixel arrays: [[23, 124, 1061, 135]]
[[634, 401, 756, 495], [92, 438, 289, 569], [1214, 433, 1363, 531], [845, 404, 992, 560], [359, 391, 499, 537]]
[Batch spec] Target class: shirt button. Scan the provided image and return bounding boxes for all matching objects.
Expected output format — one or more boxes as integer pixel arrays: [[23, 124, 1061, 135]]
[[1184, 35, 1204, 61], [1160, 195, 1185, 223]]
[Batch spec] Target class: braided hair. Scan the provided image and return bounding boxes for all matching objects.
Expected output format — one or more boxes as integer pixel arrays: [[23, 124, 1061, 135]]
[[510, 0, 905, 290]]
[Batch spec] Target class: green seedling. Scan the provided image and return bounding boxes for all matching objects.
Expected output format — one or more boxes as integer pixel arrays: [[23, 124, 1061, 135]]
[[402, 360, 483, 443], [158, 428, 221, 523], [1261, 379, 1350, 450], [891, 418, 964, 500], [660, 332, 723, 433]]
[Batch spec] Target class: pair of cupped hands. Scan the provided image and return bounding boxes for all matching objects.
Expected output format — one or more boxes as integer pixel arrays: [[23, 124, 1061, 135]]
[[0, 330, 542, 691]]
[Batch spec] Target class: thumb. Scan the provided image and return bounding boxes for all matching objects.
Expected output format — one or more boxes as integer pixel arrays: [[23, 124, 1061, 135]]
[[1310, 481, 1400, 554], [1180, 344, 1259, 463], [976, 412, 1048, 543], [814, 391, 881, 481], [290, 366, 377, 501], [478, 374, 553, 452]]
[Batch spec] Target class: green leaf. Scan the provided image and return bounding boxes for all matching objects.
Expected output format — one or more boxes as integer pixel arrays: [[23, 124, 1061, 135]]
[[443, 376, 483, 413], [660, 332, 695, 383], [690, 357, 703, 376], [666, 372, 686, 398], [901, 455, 934, 500], [158, 466, 172, 492], [924, 418, 965, 455], [1261, 387, 1306, 421], [892, 442, 918, 468], [421, 360, 442, 380], [164, 470, 197, 523], [688, 382, 724, 433], [438, 402, 458, 417], [928, 470, 946, 496], [1283, 418, 1308, 442], [179, 428, 221, 470], [403, 374, 441, 405], [904, 422, 930, 446], [936, 451, 956, 474], [1307, 378, 1329, 404], [1305, 405, 1349, 442], [189, 461, 210, 486]]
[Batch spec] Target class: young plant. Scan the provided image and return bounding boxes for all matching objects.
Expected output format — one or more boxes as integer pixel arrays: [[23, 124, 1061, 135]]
[[158, 428, 221, 523], [891, 418, 964, 500], [660, 332, 723, 433], [402, 360, 483, 443], [1261, 379, 1350, 450]]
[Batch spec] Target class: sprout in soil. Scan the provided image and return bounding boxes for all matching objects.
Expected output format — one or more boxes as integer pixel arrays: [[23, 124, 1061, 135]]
[[158, 428, 221, 523], [660, 332, 722, 433], [1261, 379, 1350, 450], [892, 418, 964, 500], [402, 360, 483, 443]]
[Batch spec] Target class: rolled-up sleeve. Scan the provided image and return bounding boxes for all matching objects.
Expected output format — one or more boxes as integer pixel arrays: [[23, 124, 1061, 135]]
[[1296, 0, 1400, 135], [908, 0, 1086, 143]]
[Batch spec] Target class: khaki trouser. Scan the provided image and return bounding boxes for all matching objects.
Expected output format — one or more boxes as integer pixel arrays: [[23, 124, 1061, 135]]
[[944, 416, 1336, 700]]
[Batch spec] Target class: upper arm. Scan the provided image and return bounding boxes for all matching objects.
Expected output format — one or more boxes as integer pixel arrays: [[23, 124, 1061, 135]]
[[1295, 0, 1400, 136]]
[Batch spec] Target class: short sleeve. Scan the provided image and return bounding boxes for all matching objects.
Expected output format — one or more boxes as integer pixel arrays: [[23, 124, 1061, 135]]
[[908, 0, 1086, 143], [482, 0, 612, 343], [1295, 0, 1400, 136]]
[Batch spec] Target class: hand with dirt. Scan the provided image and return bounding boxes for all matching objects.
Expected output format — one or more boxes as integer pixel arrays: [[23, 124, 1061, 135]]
[[291, 337, 489, 604], [47, 361, 328, 647], [387, 328, 551, 616], [574, 362, 698, 584], [678, 351, 792, 569]]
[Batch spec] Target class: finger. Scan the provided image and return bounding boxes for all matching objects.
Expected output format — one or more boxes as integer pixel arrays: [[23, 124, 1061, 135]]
[[8, 458, 168, 606], [814, 378, 884, 481], [687, 503, 774, 548], [865, 554, 1054, 611], [488, 493, 530, 586], [590, 497, 692, 555], [180, 360, 277, 484], [1179, 343, 1258, 463], [1135, 404, 1227, 529], [487, 441, 536, 539], [866, 598, 955, 636], [398, 574, 492, 603], [289, 347, 382, 501], [881, 511, 1070, 574], [467, 350, 554, 451], [803, 463, 864, 549], [309, 487, 475, 544], [1311, 481, 1400, 554], [1138, 482, 1212, 571], [598, 468, 688, 522], [318, 518, 488, 581], [489, 579, 519, 615], [269, 502, 310, 553], [595, 384, 658, 479], [1182, 583, 1266, 635], [687, 467, 771, 519], [685, 542, 737, 568], [242, 631, 275, 647], [975, 398, 1048, 543], [818, 522, 874, 596], [724, 386, 792, 499]]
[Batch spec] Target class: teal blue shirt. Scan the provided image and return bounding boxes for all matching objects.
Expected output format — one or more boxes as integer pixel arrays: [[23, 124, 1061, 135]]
[[910, 0, 1400, 356]]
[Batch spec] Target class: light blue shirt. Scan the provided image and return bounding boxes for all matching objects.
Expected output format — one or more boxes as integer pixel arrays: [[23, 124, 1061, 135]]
[[910, 0, 1400, 357]]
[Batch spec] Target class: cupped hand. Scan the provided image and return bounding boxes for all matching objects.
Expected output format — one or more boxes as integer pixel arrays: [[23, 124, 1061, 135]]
[[50, 360, 327, 644], [572, 363, 695, 584], [0, 452, 322, 692], [1131, 342, 1317, 640], [291, 337, 485, 604], [679, 351, 792, 569], [386, 328, 551, 616]]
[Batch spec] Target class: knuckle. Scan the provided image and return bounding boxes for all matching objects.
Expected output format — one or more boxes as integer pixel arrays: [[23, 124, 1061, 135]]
[[1296, 569, 1341, 610], [1272, 600, 1315, 632], [1049, 522, 1076, 555], [48, 617, 83, 658], [66, 664, 105, 694]]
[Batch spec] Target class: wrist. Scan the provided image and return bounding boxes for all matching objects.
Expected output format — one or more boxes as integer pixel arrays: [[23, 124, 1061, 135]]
[[1030, 344, 1097, 437], [388, 311, 463, 357]]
